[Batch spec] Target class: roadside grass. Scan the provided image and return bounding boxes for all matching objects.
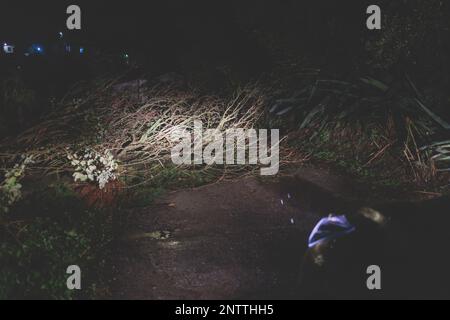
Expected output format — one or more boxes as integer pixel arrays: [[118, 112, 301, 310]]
[[0, 181, 115, 299], [288, 120, 449, 198], [267, 74, 450, 197]]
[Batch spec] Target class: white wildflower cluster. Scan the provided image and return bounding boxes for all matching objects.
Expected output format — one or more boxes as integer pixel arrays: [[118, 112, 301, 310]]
[[67, 149, 119, 190], [0, 155, 34, 214]]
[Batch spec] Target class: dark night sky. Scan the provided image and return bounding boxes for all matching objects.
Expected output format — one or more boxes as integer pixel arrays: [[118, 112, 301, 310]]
[[0, 1, 257, 66], [0, 1, 364, 45], [0, 1, 241, 48], [1, 1, 164, 46], [0, 1, 370, 76]]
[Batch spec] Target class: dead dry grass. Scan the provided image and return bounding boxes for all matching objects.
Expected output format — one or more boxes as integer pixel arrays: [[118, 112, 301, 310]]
[[0, 79, 306, 187]]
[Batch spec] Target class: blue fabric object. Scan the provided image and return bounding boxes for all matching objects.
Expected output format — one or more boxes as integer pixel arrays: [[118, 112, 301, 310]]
[[308, 215, 356, 248]]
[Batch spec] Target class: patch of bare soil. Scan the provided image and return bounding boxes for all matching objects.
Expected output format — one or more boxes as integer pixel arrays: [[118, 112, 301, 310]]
[[111, 168, 372, 300]]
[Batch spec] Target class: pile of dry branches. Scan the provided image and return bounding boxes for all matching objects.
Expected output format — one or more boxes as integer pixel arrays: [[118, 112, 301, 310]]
[[0, 79, 291, 185]]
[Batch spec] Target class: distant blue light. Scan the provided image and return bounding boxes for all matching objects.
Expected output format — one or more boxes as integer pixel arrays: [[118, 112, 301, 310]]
[[79, 47, 85, 54], [32, 44, 44, 54]]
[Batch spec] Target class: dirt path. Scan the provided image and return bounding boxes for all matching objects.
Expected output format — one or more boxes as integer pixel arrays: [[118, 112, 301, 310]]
[[112, 168, 365, 299]]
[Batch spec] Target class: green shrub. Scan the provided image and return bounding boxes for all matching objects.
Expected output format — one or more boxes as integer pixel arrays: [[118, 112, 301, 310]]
[[0, 156, 33, 215], [0, 183, 114, 299]]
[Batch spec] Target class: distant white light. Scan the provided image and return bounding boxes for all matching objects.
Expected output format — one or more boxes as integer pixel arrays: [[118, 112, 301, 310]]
[[59, 32, 64, 38], [3, 43, 14, 54]]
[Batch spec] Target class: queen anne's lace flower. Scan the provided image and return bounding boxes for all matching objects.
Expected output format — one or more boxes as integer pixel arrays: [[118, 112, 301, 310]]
[[68, 149, 118, 189], [0, 155, 34, 214]]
